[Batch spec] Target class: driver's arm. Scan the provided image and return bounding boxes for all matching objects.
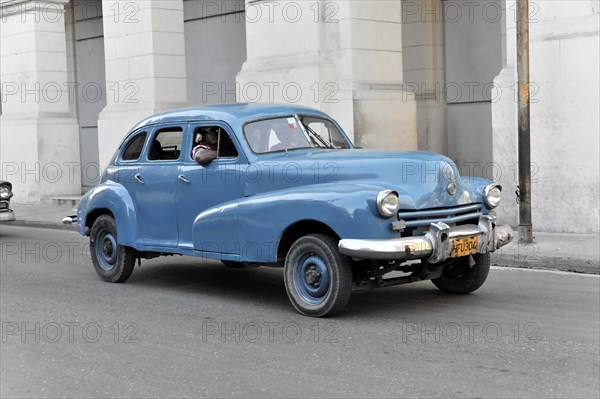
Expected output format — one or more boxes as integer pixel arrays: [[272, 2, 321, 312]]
[[194, 148, 217, 165]]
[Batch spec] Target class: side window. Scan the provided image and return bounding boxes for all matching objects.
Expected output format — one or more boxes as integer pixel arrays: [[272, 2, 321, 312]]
[[149, 128, 183, 161], [192, 126, 238, 159], [122, 132, 147, 161]]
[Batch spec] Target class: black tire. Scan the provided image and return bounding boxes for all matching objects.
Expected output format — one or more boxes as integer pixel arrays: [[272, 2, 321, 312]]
[[432, 253, 491, 294], [90, 215, 136, 283], [284, 234, 353, 317], [221, 260, 245, 268]]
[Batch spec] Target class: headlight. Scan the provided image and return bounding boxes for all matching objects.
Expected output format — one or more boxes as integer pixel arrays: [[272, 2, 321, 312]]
[[484, 184, 502, 208], [0, 185, 11, 199], [376, 190, 399, 218]]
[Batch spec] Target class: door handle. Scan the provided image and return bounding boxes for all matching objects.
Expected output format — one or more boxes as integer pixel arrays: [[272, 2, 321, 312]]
[[134, 173, 144, 184], [178, 174, 191, 183]]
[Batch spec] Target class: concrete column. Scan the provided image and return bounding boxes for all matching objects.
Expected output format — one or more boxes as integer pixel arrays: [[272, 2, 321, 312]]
[[0, 0, 81, 202], [236, 0, 417, 150], [401, 0, 446, 153], [491, 0, 518, 228], [97, 0, 187, 167]]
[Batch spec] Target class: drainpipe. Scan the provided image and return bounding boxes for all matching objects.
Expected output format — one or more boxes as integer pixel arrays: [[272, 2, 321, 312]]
[[517, 0, 533, 243]]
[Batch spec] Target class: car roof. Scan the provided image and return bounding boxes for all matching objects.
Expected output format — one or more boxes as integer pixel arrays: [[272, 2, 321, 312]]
[[130, 103, 330, 132]]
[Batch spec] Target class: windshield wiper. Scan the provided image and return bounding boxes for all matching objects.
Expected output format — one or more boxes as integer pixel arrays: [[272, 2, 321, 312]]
[[295, 115, 335, 149]]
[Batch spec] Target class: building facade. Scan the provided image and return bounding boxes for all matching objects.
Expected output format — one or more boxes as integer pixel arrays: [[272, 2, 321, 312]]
[[1, 0, 598, 233]]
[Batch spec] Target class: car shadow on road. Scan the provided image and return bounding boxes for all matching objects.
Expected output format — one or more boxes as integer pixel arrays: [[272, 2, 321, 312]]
[[124, 257, 491, 318], [127, 258, 292, 311], [345, 283, 492, 318]]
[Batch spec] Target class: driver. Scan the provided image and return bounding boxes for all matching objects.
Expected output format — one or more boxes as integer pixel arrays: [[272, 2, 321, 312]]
[[192, 127, 218, 165]]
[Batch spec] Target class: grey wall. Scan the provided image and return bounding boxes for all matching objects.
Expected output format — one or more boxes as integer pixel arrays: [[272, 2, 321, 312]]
[[74, 0, 105, 188], [444, 0, 502, 177], [184, 0, 247, 105]]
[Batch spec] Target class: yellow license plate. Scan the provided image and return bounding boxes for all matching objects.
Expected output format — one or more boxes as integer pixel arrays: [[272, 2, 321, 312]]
[[451, 236, 478, 257]]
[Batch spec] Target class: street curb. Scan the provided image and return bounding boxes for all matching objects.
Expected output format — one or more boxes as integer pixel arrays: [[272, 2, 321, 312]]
[[6, 220, 77, 232], [492, 256, 599, 275]]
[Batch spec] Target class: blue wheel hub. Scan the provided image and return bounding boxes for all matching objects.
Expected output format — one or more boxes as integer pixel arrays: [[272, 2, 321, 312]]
[[96, 231, 117, 271], [293, 254, 330, 305]]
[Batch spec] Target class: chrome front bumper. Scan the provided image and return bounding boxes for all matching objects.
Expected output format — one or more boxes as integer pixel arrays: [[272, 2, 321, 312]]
[[339, 215, 513, 264], [0, 210, 16, 222]]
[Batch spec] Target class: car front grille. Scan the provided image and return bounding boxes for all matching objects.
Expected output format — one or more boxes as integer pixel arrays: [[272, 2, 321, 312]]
[[0, 202, 7, 210], [398, 203, 483, 232]]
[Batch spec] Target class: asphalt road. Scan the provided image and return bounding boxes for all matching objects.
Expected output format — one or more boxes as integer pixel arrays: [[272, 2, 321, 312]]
[[1, 225, 599, 398]]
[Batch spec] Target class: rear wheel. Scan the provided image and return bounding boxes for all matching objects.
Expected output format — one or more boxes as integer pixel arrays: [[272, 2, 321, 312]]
[[432, 253, 490, 294], [284, 234, 353, 317], [90, 215, 136, 283]]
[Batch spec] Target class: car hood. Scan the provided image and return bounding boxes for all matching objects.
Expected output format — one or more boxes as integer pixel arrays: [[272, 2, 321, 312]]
[[253, 149, 485, 210]]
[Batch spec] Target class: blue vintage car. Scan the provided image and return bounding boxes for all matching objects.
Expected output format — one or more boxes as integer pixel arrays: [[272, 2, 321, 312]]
[[72, 103, 513, 317]]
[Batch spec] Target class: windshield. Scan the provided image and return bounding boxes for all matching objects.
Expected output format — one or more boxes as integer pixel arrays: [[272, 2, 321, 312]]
[[244, 115, 351, 154]]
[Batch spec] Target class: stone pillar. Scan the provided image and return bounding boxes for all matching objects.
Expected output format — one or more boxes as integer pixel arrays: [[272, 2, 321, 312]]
[[0, 0, 81, 202], [97, 0, 187, 167], [236, 0, 417, 150], [401, 0, 446, 153]]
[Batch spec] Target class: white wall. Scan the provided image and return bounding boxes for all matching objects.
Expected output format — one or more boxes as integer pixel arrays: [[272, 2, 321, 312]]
[[493, 0, 600, 233]]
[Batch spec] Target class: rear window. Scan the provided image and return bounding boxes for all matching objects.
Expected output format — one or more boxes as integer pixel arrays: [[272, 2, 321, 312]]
[[122, 133, 147, 161], [149, 128, 183, 161]]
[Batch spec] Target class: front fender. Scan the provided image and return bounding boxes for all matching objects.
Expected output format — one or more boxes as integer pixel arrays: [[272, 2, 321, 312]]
[[192, 182, 399, 262], [77, 181, 139, 248]]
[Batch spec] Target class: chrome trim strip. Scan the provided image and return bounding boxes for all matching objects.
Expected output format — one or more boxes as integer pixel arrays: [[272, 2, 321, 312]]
[[404, 212, 483, 228], [397, 203, 482, 219]]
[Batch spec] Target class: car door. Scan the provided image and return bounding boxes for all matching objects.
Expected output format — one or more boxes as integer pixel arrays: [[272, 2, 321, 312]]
[[121, 124, 184, 247], [176, 122, 247, 252]]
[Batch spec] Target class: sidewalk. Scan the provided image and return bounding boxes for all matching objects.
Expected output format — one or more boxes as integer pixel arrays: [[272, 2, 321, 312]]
[[6, 203, 78, 231], [4, 203, 599, 274]]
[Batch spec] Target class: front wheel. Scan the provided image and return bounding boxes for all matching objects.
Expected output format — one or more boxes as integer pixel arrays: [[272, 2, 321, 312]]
[[431, 253, 490, 294], [90, 215, 136, 283], [284, 234, 353, 317]]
